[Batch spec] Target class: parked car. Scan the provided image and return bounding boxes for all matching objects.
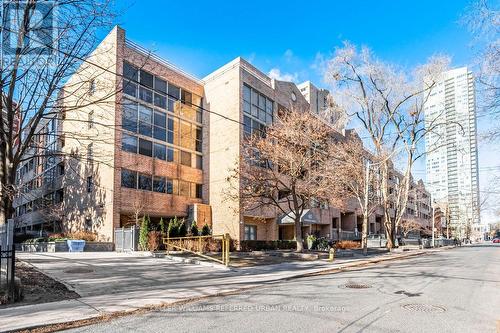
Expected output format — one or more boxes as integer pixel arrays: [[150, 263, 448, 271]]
[[492, 238, 500, 244]]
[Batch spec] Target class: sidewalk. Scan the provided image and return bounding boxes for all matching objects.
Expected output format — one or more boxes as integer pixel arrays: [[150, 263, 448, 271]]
[[0, 247, 451, 332]]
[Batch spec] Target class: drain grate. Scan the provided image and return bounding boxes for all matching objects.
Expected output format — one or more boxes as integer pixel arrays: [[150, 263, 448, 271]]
[[401, 303, 446, 313], [64, 267, 94, 274], [343, 283, 372, 289]]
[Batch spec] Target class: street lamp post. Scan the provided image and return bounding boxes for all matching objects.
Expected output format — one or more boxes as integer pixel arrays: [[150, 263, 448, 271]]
[[432, 200, 436, 248]]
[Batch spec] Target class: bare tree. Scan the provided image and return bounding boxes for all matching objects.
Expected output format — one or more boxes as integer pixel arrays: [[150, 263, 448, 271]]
[[225, 109, 344, 252], [329, 131, 381, 255], [465, 0, 499, 140], [325, 42, 448, 248], [0, 1, 118, 227]]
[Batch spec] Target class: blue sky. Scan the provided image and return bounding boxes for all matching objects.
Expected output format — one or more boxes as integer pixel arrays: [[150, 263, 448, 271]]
[[110, 0, 499, 223], [114, 0, 475, 83]]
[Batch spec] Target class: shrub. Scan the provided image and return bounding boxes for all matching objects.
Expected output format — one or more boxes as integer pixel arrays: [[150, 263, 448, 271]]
[[148, 231, 161, 252], [200, 224, 211, 236], [190, 220, 199, 236], [139, 216, 150, 251], [159, 217, 166, 235], [315, 237, 330, 251], [66, 231, 97, 242], [178, 219, 187, 237], [167, 216, 179, 237], [336, 240, 360, 250]]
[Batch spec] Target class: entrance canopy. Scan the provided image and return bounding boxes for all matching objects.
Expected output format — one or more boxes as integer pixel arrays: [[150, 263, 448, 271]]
[[279, 209, 319, 225]]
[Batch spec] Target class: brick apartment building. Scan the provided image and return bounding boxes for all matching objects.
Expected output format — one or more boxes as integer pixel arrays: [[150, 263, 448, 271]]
[[13, 26, 433, 243]]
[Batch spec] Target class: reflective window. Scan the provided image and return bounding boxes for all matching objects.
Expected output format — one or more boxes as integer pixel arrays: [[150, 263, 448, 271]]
[[122, 99, 138, 132], [122, 133, 137, 153], [180, 151, 191, 167], [121, 169, 137, 188], [153, 176, 166, 193], [138, 173, 152, 191], [153, 143, 166, 160], [138, 138, 152, 157]]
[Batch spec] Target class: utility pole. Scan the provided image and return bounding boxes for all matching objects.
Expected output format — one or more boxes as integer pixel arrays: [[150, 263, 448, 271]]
[[362, 160, 370, 255], [432, 200, 436, 248]]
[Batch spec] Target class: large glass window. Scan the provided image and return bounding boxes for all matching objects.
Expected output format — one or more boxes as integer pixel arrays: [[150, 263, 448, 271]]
[[153, 143, 166, 160], [154, 77, 167, 94], [123, 62, 138, 81], [243, 84, 273, 125], [122, 133, 137, 153], [153, 176, 166, 193], [123, 80, 137, 98], [138, 104, 153, 137], [121, 169, 137, 188], [168, 84, 180, 100], [195, 184, 203, 199], [153, 111, 166, 141], [138, 173, 152, 191], [140, 70, 153, 88], [122, 99, 138, 132], [167, 117, 175, 144], [139, 86, 153, 104], [138, 138, 152, 157], [195, 155, 202, 170]]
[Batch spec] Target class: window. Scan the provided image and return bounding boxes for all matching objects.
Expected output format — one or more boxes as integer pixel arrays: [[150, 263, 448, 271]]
[[154, 93, 167, 109], [195, 155, 202, 169], [85, 217, 92, 231], [153, 111, 167, 141], [154, 77, 167, 94], [153, 176, 166, 193], [244, 225, 257, 240], [243, 84, 273, 125], [179, 180, 190, 197], [181, 90, 192, 104], [123, 61, 138, 81], [140, 70, 153, 88], [57, 162, 65, 176], [123, 80, 137, 97], [167, 117, 175, 144], [195, 184, 202, 199], [87, 143, 93, 162], [167, 147, 175, 162], [166, 178, 174, 194], [153, 143, 166, 160], [138, 104, 153, 136], [139, 86, 153, 104], [138, 138, 153, 157], [122, 133, 138, 153], [195, 127, 202, 152], [180, 151, 191, 167], [138, 173, 152, 191], [122, 99, 138, 132], [88, 110, 94, 129], [55, 189, 64, 203], [168, 84, 180, 100], [86, 176, 93, 193], [121, 169, 137, 188]]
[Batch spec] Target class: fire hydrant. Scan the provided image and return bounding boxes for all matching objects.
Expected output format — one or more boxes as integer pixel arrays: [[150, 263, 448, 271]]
[[329, 247, 336, 262]]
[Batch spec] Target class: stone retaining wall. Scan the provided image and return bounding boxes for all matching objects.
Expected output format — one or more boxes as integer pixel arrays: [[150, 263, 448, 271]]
[[16, 241, 114, 252]]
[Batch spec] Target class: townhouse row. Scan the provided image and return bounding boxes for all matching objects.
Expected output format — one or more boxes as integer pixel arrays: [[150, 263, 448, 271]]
[[13, 26, 433, 243]]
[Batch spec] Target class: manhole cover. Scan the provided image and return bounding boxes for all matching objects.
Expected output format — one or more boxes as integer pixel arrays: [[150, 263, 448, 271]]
[[64, 267, 93, 274], [401, 303, 446, 313], [342, 283, 372, 289]]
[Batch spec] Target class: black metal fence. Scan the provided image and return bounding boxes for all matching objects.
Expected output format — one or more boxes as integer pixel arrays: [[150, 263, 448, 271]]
[[0, 245, 16, 301]]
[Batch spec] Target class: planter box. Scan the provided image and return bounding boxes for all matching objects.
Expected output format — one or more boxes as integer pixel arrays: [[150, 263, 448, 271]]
[[17, 241, 114, 252]]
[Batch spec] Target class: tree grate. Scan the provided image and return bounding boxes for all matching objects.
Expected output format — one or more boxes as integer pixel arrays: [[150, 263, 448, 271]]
[[343, 283, 372, 289]]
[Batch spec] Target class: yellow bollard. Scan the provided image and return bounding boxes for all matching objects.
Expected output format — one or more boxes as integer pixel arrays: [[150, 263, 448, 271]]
[[329, 247, 336, 262]]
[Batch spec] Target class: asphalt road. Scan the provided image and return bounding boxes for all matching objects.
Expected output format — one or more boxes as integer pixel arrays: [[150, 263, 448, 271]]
[[63, 244, 500, 333]]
